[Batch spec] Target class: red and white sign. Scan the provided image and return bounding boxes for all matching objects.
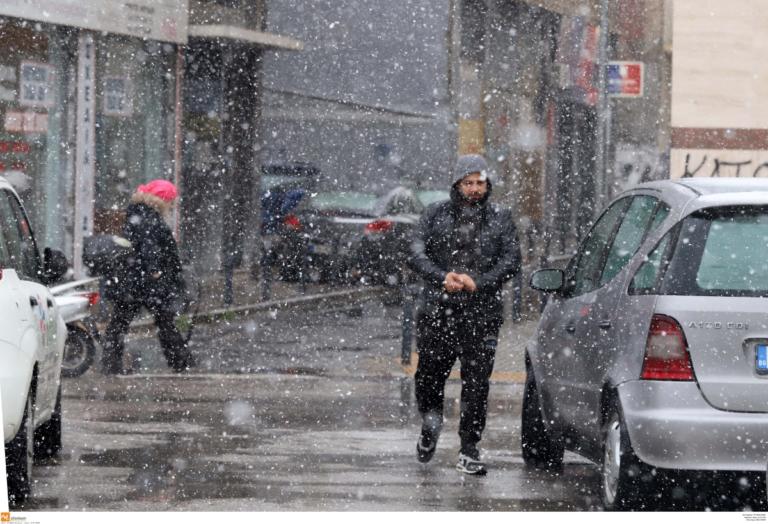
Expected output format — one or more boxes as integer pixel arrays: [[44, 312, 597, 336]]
[[607, 61, 644, 98]]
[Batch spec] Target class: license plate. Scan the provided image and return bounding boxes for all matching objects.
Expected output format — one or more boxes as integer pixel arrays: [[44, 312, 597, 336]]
[[757, 344, 768, 375]]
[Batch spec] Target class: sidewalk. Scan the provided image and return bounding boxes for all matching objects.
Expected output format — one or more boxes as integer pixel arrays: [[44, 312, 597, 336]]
[[130, 268, 385, 331], [130, 267, 538, 381]]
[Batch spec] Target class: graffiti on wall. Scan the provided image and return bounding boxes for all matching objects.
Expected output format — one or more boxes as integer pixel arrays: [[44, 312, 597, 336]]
[[614, 144, 659, 191], [670, 149, 768, 179]]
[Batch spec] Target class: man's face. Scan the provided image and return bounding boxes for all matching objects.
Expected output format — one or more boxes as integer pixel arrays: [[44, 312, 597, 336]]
[[458, 172, 488, 203]]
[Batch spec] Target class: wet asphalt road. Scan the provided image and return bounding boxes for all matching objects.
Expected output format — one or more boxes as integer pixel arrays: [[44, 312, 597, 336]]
[[19, 297, 761, 511]]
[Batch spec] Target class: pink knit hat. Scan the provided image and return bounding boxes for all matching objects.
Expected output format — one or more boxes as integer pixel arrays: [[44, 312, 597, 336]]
[[137, 179, 178, 202]]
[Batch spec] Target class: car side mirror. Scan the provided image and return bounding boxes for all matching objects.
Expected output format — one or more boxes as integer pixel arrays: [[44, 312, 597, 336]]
[[530, 268, 564, 293], [41, 247, 69, 285]]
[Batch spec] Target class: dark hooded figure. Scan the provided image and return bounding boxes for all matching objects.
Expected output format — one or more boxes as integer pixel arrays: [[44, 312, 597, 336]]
[[101, 179, 196, 375], [409, 154, 521, 475]]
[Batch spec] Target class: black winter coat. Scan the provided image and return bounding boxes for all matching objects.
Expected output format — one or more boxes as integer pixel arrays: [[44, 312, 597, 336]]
[[409, 191, 521, 324], [108, 202, 185, 308]]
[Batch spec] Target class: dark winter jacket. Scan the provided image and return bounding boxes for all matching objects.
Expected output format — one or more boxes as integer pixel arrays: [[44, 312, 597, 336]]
[[107, 193, 184, 308], [409, 180, 521, 324]]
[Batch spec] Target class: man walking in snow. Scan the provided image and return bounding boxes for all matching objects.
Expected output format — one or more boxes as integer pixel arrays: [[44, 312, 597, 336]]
[[409, 154, 521, 475]]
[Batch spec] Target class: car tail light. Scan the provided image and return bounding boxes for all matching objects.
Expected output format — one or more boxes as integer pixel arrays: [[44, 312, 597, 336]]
[[86, 291, 100, 306], [283, 214, 302, 231], [364, 219, 393, 235], [76, 291, 100, 306], [641, 314, 694, 381]]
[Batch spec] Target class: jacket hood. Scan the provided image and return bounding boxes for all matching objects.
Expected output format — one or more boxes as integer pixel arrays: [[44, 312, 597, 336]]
[[130, 191, 171, 214], [450, 154, 493, 207]]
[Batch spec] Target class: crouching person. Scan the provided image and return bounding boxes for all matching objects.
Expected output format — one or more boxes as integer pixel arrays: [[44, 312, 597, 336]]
[[101, 179, 196, 375]]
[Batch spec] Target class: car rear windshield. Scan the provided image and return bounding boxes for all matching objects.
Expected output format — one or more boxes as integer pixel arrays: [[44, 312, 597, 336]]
[[308, 192, 379, 213], [416, 190, 449, 206], [660, 206, 768, 297]]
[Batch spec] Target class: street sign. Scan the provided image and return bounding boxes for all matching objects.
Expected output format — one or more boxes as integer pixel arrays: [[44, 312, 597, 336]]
[[607, 61, 644, 97]]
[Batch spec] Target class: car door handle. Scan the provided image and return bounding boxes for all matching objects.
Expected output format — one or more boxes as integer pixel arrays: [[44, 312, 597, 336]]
[[598, 320, 612, 330], [29, 296, 38, 307], [565, 323, 576, 334]]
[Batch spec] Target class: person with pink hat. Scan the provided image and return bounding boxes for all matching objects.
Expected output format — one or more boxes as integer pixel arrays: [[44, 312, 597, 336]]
[[100, 179, 196, 374]]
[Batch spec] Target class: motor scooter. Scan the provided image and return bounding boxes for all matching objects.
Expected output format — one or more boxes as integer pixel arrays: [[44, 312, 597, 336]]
[[51, 278, 101, 378]]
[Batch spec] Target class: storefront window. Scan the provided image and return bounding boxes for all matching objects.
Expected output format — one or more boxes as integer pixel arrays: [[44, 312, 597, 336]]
[[94, 36, 177, 234], [0, 18, 71, 249]]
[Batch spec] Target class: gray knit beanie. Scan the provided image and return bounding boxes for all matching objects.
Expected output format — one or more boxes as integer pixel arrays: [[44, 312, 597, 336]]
[[453, 154, 489, 185]]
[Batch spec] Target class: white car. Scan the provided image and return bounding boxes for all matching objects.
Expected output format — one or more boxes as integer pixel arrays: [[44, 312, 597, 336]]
[[0, 176, 68, 506]]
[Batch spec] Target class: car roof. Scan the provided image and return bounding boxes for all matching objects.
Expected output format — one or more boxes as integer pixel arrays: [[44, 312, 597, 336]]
[[636, 177, 768, 196], [630, 178, 768, 217]]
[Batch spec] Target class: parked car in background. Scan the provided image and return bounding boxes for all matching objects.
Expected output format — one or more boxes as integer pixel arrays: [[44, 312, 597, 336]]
[[415, 188, 449, 207], [352, 186, 424, 286], [525, 178, 768, 510], [277, 186, 423, 284], [0, 176, 68, 506]]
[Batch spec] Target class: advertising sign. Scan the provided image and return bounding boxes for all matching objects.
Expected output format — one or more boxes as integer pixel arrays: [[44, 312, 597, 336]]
[[0, 0, 189, 43], [607, 61, 644, 98]]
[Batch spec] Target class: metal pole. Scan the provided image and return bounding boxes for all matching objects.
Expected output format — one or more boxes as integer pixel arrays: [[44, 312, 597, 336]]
[[595, 0, 610, 213], [447, 0, 461, 163], [401, 287, 415, 365]]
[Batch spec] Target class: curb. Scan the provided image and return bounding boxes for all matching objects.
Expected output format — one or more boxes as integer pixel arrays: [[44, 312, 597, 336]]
[[128, 285, 387, 334]]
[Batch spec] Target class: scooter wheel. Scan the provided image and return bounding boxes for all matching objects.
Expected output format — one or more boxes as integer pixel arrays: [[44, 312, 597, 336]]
[[61, 326, 96, 378]]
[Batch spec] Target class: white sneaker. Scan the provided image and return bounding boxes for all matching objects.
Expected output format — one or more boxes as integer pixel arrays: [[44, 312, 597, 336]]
[[456, 452, 487, 475]]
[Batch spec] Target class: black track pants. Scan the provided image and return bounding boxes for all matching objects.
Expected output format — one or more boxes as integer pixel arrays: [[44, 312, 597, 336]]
[[414, 309, 499, 451], [102, 299, 191, 373]]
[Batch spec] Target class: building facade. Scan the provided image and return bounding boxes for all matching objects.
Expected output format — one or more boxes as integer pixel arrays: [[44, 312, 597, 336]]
[[457, 0, 670, 257], [260, 0, 455, 192], [180, 0, 302, 272], [670, 0, 768, 180], [0, 0, 302, 276], [0, 1, 188, 276]]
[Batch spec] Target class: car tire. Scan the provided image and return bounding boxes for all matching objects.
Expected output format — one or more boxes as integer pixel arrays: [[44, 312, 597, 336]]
[[601, 402, 656, 510], [34, 382, 62, 459], [6, 390, 34, 507], [521, 368, 564, 470], [61, 326, 96, 378]]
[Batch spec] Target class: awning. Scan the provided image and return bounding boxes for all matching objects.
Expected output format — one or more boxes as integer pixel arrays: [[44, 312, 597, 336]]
[[188, 24, 303, 51]]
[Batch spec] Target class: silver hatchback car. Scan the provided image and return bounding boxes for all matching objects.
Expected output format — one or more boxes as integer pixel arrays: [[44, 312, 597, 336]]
[[526, 178, 768, 509]]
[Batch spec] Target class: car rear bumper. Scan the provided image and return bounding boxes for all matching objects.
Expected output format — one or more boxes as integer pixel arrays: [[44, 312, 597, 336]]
[[0, 342, 34, 444], [618, 380, 768, 472]]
